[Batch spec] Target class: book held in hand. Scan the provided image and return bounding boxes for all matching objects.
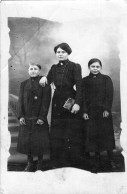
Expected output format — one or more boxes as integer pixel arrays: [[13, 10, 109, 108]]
[[63, 97, 75, 111]]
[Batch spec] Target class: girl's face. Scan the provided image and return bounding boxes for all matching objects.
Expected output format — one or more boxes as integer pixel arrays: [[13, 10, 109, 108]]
[[56, 47, 69, 61], [28, 65, 40, 77], [89, 62, 102, 75]]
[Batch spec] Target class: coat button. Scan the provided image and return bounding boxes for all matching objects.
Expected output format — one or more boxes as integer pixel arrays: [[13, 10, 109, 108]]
[[34, 96, 38, 99]]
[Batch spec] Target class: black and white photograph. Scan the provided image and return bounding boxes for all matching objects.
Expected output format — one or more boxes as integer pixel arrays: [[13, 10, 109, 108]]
[[1, 1, 127, 194]]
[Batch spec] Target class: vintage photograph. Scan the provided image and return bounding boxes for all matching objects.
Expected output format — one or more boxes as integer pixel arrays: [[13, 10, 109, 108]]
[[8, 12, 124, 173], [1, 1, 127, 194]]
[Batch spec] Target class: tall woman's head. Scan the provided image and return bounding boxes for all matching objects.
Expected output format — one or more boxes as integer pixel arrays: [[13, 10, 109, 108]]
[[54, 43, 72, 61]]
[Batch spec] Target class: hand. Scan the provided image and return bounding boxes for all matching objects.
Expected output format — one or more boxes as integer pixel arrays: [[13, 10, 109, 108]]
[[19, 117, 26, 125], [39, 77, 47, 87], [71, 104, 80, 114], [36, 119, 44, 125], [83, 113, 89, 120], [103, 110, 109, 118]]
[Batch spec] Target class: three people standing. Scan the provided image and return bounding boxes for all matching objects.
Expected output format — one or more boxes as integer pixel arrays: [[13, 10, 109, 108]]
[[17, 43, 116, 172]]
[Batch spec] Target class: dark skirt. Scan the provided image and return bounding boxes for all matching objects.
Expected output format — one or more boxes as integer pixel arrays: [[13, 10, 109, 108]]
[[83, 107, 115, 152], [50, 89, 84, 163], [17, 119, 50, 156], [50, 117, 84, 165]]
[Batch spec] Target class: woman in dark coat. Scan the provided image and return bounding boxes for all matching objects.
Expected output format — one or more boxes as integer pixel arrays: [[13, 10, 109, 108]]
[[40, 43, 84, 168], [82, 58, 116, 171], [17, 63, 51, 171]]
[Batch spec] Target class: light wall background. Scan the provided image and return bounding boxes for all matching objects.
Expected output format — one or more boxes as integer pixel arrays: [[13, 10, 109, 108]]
[[9, 16, 120, 112], [1, 1, 127, 194]]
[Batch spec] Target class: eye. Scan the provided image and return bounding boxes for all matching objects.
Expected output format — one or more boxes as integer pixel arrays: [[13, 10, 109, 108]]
[[56, 51, 66, 54]]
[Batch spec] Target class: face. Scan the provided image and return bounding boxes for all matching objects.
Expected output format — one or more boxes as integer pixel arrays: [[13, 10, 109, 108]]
[[28, 65, 40, 77], [89, 62, 102, 75], [56, 47, 69, 61]]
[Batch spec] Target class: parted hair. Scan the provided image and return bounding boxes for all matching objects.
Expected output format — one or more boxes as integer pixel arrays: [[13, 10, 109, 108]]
[[88, 58, 102, 67], [54, 42, 72, 55]]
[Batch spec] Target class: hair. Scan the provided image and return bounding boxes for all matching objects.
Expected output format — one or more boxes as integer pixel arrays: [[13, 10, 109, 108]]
[[88, 58, 102, 67], [54, 42, 72, 55], [29, 63, 41, 70]]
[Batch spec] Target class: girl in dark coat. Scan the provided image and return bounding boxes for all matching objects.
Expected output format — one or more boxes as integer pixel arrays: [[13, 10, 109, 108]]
[[82, 58, 116, 171], [39, 43, 84, 168], [17, 63, 51, 171]]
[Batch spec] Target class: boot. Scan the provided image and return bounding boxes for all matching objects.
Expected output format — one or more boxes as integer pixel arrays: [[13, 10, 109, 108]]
[[110, 160, 116, 171], [91, 152, 101, 173], [36, 155, 43, 171], [24, 155, 34, 172], [24, 162, 34, 172], [36, 160, 42, 171], [107, 150, 116, 171]]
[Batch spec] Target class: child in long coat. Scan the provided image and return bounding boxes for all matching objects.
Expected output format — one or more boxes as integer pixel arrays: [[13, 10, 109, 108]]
[[82, 58, 116, 172], [17, 63, 51, 171]]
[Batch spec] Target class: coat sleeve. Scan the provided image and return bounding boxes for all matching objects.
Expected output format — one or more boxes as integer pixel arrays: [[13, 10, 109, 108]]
[[47, 65, 55, 84], [82, 78, 88, 114], [73, 63, 82, 106], [18, 82, 25, 119], [103, 76, 114, 112], [38, 84, 51, 122]]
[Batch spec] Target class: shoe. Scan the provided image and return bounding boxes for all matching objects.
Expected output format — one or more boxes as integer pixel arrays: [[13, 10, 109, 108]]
[[36, 160, 42, 171], [109, 160, 116, 171], [91, 166, 98, 173], [93, 155, 101, 173], [91, 162, 100, 173], [24, 162, 34, 172]]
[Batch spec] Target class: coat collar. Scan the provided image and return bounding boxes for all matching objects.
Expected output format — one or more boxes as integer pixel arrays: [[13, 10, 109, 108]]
[[30, 75, 40, 82], [25, 76, 41, 90], [89, 72, 102, 78], [57, 59, 69, 66]]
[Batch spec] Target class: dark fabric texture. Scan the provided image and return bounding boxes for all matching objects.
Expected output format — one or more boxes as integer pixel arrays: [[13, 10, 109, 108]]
[[82, 73, 115, 152], [18, 76, 51, 121], [17, 76, 51, 156], [46, 60, 83, 164], [47, 60, 82, 106], [17, 119, 50, 155]]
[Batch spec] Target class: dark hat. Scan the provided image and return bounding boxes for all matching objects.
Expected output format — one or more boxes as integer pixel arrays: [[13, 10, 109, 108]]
[[29, 63, 41, 70], [88, 58, 102, 67], [54, 43, 72, 55]]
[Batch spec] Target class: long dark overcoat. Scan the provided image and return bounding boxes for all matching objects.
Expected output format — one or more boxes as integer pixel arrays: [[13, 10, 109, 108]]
[[82, 73, 115, 152], [17, 76, 51, 156], [47, 59, 84, 164]]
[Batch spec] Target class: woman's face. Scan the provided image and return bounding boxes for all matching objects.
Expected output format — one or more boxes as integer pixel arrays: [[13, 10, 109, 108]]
[[89, 62, 102, 75], [56, 47, 69, 61], [28, 65, 40, 77]]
